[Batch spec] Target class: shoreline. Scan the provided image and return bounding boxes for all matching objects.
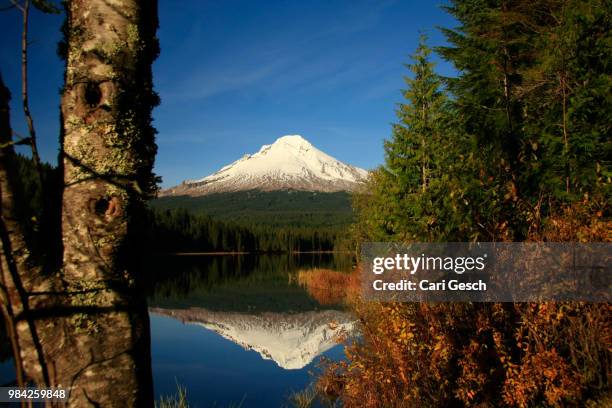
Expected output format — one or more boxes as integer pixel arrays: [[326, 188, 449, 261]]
[[155, 250, 353, 256]]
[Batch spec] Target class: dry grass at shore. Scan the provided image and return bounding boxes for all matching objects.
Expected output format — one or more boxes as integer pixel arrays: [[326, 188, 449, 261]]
[[294, 268, 360, 305]]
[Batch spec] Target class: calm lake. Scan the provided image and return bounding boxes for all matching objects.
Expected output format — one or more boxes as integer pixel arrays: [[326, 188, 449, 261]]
[[0, 253, 356, 407], [148, 253, 355, 407]]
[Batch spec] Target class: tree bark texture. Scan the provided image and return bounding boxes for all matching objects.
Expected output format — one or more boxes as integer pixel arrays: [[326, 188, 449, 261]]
[[1, 0, 159, 405], [0, 73, 53, 396], [58, 0, 158, 405]]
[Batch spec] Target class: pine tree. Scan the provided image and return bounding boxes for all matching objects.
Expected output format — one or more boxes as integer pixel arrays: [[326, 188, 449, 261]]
[[377, 35, 452, 241], [519, 0, 611, 204], [438, 0, 610, 238], [436, 0, 530, 239], [326, 2, 611, 407]]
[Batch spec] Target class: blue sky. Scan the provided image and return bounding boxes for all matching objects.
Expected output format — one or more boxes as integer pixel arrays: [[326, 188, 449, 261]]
[[1, 0, 457, 187]]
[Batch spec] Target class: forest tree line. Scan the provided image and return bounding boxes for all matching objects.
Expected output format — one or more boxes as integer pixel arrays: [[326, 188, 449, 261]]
[[354, 2, 609, 243], [151, 190, 354, 228], [319, 1, 611, 407], [144, 207, 351, 253]]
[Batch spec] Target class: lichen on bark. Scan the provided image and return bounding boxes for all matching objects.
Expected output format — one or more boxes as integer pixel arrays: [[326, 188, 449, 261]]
[[1, 0, 159, 406]]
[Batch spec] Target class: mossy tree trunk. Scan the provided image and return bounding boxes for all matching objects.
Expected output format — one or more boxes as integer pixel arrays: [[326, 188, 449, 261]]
[[1, 0, 159, 406], [58, 0, 158, 404]]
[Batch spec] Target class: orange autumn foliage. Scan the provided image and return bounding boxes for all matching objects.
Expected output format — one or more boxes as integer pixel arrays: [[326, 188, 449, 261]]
[[318, 301, 611, 407], [295, 268, 360, 305], [316, 203, 611, 407]]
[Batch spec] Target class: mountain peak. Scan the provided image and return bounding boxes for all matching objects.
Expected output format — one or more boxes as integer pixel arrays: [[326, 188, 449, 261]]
[[273, 134, 311, 147], [162, 135, 369, 196]]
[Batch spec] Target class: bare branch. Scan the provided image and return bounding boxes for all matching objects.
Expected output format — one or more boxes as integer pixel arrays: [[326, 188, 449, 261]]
[[0, 137, 31, 148], [8, 0, 22, 12], [11, 129, 26, 139], [19, 0, 45, 186]]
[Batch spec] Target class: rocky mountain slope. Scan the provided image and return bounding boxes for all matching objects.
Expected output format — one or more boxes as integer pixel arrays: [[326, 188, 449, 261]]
[[161, 135, 368, 196]]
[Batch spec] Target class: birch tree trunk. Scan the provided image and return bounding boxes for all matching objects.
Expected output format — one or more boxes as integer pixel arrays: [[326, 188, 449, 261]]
[[1, 0, 159, 405], [58, 0, 158, 404]]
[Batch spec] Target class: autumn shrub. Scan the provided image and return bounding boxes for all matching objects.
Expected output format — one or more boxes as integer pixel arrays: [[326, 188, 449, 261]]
[[318, 300, 610, 407], [316, 202, 611, 407], [296, 268, 360, 306], [538, 198, 611, 243]]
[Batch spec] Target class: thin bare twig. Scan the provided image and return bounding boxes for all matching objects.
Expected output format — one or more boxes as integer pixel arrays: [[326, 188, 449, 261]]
[[8, 0, 23, 12], [19, 0, 44, 186]]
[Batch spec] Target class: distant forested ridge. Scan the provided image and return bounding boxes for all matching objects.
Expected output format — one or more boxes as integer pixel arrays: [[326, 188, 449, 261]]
[[151, 190, 354, 228], [10, 154, 62, 269], [148, 190, 355, 253], [144, 207, 352, 253]]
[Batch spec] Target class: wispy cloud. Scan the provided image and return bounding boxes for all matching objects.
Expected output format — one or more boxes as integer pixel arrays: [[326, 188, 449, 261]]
[[157, 0, 399, 104], [163, 57, 292, 102]]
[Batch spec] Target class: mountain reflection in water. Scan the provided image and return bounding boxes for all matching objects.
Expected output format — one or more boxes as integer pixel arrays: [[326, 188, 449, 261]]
[[146, 253, 356, 407], [150, 307, 355, 370]]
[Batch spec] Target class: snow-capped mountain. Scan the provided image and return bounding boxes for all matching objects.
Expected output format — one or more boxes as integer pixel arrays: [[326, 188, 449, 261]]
[[161, 135, 369, 196], [149, 307, 356, 370]]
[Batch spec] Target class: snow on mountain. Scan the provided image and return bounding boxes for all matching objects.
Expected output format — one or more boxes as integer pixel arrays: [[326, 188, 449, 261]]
[[150, 307, 356, 370], [161, 135, 369, 196]]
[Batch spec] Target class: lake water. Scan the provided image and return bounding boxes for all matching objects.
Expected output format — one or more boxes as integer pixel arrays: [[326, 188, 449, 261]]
[[148, 253, 355, 407], [0, 254, 355, 407]]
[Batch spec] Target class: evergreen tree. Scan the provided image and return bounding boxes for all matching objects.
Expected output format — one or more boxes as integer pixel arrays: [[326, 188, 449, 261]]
[[325, 2, 611, 406], [436, 0, 534, 239], [385, 35, 444, 193], [366, 35, 458, 241], [520, 0, 611, 204]]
